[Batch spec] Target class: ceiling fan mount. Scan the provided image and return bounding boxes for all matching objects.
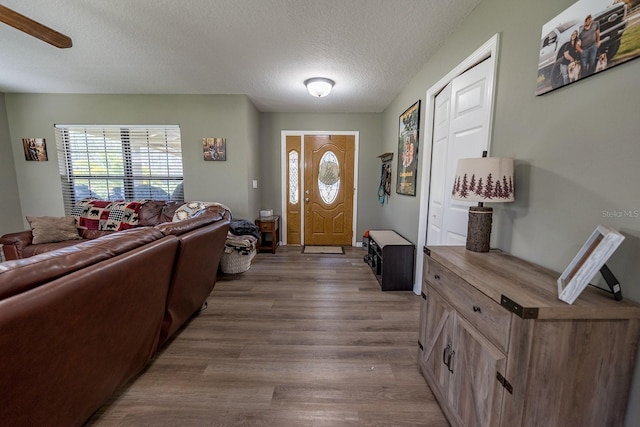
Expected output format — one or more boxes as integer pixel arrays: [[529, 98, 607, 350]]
[[0, 5, 72, 48]]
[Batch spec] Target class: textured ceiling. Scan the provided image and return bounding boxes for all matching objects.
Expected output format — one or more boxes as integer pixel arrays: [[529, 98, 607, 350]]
[[0, 0, 481, 112]]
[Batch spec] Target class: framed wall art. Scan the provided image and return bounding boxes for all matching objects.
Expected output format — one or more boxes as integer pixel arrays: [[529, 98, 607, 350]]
[[557, 224, 625, 304], [396, 100, 421, 196], [536, 0, 640, 95], [203, 137, 226, 161], [22, 138, 48, 161]]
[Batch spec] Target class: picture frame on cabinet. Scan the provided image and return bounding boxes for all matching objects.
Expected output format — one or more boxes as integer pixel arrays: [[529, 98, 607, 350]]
[[557, 224, 625, 304]]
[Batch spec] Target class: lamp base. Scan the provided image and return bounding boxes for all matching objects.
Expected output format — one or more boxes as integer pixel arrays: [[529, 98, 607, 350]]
[[466, 206, 493, 252]]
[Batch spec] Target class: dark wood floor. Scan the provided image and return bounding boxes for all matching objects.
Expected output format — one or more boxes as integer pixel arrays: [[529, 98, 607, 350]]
[[87, 246, 448, 426]]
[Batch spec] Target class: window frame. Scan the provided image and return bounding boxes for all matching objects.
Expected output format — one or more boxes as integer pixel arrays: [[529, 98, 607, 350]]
[[55, 124, 184, 214]]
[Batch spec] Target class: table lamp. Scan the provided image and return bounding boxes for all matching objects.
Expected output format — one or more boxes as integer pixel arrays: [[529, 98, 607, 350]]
[[451, 157, 514, 252]]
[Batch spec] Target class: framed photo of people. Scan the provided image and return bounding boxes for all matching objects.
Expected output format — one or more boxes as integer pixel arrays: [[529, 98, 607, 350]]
[[396, 100, 420, 196], [22, 138, 48, 161], [202, 137, 226, 161], [536, 0, 640, 95]]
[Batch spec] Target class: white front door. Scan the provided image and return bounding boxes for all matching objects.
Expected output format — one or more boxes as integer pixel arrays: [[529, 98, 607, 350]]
[[427, 58, 493, 246]]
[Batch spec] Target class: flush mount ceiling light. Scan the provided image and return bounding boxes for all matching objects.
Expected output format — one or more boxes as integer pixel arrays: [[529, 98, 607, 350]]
[[304, 77, 335, 97]]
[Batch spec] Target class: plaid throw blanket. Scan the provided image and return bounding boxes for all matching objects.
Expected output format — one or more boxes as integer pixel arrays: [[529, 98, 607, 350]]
[[72, 199, 145, 231]]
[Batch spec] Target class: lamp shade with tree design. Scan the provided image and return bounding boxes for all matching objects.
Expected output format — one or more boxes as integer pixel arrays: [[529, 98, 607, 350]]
[[451, 157, 515, 252]]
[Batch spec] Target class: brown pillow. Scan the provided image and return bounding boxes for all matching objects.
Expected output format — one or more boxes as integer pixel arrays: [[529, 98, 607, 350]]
[[138, 200, 165, 226], [27, 216, 82, 245], [160, 202, 182, 223]]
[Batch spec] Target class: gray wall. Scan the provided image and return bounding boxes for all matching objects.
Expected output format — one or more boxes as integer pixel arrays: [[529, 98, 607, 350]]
[[244, 97, 262, 219], [0, 94, 23, 235], [380, 0, 640, 424], [4, 94, 261, 221], [260, 112, 384, 239]]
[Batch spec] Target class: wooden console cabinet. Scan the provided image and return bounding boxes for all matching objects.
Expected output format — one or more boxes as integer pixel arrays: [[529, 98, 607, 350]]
[[418, 246, 640, 427], [366, 230, 414, 291]]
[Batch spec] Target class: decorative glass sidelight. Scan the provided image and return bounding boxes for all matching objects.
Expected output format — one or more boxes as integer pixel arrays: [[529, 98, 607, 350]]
[[318, 151, 340, 204], [289, 150, 299, 204]]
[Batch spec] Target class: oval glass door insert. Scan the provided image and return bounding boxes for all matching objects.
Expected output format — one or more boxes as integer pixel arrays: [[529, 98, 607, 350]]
[[318, 151, 340, 204]]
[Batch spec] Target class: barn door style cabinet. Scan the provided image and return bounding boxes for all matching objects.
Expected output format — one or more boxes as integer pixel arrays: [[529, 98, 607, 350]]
[[418, 246, 640, 427]]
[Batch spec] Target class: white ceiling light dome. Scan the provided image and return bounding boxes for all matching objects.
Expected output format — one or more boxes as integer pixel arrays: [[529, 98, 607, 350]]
[[304, 77, 335, 97]]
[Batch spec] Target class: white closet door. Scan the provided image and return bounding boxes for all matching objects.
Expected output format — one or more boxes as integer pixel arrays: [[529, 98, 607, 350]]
[[426, 82, 452, 246], [428, 58, 492, 246]]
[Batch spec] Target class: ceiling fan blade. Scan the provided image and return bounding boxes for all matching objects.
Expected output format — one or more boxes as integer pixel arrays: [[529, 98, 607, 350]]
[[0, 5, 72, 48]]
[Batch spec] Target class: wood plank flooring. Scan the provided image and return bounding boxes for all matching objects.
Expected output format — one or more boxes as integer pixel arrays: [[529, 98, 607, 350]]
[[86, 246, 448, 426]]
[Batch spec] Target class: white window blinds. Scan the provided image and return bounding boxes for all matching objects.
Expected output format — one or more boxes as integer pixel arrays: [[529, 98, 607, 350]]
[[55, 125, 184, 214]]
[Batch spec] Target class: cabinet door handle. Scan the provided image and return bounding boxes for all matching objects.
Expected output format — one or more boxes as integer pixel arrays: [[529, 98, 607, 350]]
[[443, 344, 451, 368], [434, 274, 441, 280], [473, 305, 482, 313], [443, 343, 454, 373]]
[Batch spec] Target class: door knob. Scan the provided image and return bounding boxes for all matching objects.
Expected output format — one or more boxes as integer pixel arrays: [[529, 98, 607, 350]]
[[305, 198, 310, 203]]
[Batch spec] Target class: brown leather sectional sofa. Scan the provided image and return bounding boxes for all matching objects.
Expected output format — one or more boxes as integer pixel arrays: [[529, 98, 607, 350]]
[[155, 207, 231, 345], [0, 203, 231, 425], [0, 200, 184, 260]]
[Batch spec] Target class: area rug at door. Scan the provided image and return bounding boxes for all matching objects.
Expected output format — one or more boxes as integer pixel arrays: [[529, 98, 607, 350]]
[[302, 246, 344, 254]]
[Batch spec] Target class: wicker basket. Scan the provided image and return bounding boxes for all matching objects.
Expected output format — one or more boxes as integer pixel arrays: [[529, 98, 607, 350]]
[[220, 247, 256, 274]]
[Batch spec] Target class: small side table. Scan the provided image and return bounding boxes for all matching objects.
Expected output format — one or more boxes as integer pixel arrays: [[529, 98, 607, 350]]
[[255, 215, 280, 254]]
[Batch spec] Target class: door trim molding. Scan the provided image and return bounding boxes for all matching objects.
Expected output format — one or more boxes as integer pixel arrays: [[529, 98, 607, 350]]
[[414, 33, 500, 294], [280, 130, 359, 247]]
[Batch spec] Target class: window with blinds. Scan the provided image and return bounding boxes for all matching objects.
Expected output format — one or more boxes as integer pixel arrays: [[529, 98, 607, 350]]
[[55, 125, 184, 214]]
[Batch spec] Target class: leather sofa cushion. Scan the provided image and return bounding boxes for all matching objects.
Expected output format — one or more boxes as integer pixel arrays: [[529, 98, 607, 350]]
[[0, 227, 163, 300], [22, 239, 89, 258], [155, 207, 227, 236], [138, 201, 182, 226], [0, 230, 35, 260], [81, 229, 116, 240], [138, 200, 165, 226], [157, 209, 231, 345], [160, 201, 182, 223], [155, 212, 218, 236]]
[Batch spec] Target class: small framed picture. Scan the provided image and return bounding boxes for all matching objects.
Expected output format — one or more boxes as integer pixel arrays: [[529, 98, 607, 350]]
[[203, 137, 226, 161], [22, 138, 48, 161], [557, 225, 625, 304]]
